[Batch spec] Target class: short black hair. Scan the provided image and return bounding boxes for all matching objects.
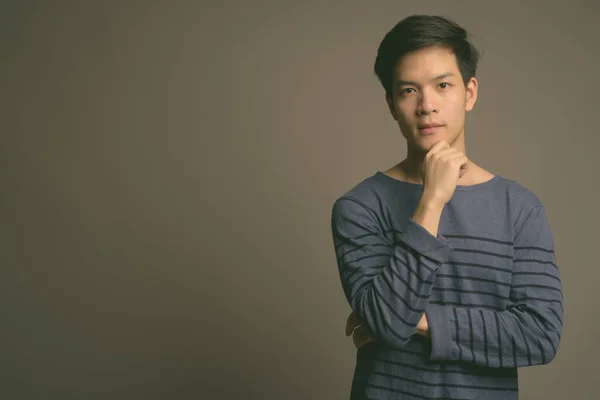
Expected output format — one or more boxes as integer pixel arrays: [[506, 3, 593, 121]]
[[374, 15, 480, 96]]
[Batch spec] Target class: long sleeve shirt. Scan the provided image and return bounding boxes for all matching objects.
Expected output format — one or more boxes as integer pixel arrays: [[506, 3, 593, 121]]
[[330, 171, 563, 400]]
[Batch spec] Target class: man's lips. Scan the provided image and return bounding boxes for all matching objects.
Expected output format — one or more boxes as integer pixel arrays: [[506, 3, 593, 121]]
[[418, 124, 444, 135]]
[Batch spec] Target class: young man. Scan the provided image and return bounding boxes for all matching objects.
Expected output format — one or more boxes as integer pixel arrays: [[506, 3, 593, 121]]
[[330, 15, 563, 399]]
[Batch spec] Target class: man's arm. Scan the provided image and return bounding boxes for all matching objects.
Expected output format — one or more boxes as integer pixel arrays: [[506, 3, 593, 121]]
[[346, 311, 429, 349], [424, 205, 563, 367], [331, 195, 451, 349]]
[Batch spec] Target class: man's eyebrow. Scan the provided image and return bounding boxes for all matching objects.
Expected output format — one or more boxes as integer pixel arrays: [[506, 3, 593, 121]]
[[395, 72, 455, 86]]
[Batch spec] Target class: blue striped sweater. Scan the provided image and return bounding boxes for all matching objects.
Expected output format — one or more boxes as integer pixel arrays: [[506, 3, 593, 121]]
[[330, 171, 563, 399]]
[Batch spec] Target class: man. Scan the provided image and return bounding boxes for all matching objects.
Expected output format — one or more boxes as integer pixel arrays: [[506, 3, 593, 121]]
[[330, 14, 563, 399]]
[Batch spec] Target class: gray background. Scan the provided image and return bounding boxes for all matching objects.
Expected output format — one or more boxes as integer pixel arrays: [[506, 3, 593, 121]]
[[1, 1, 598, 399]]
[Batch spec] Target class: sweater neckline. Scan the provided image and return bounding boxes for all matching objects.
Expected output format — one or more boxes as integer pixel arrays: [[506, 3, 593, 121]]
[[374, 171, 502, 191]]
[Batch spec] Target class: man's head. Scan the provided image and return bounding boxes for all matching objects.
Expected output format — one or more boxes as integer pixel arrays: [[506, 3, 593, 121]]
[[374, 15, 480, 155]]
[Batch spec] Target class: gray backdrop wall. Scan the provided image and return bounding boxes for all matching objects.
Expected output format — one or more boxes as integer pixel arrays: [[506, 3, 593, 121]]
[[2, 1, 598, 399]]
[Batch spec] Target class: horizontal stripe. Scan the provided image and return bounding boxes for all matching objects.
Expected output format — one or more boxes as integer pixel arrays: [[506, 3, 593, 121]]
[[353, 381, 471, 400], [511, 284, 561, 292], [377, 274, 425, 315], [337, 242, 394, 262], [446, 261, 512, 274], [514, 246, 553, 253], [512, 271, 561, 282], [432, 287, 508, 301], [429, 301, 504, 310], [511, 296, 562, 304], [514, 259, 558, 269], [355, 370, 518, 391], [357, 354, 517, 378], [436, 273, 511, 287], [342, 251, 435, 275], [453, 248, 513, 259], [443, 234, 514, 246]]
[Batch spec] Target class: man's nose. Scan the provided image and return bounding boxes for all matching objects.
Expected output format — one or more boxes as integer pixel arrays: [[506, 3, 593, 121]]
[[416, 91, 438, 114]]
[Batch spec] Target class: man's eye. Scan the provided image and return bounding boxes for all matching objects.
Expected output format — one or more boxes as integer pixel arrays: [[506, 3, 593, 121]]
[[439, 82, 450, 89], [402, 88, 415, 94]]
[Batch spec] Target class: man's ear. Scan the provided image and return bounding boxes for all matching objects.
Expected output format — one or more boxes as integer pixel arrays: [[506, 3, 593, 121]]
[[386, 92, 398, 121], [465, 77, 478, 112]]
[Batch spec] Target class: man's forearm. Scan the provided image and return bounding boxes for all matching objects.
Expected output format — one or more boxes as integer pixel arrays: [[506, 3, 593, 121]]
[[412, 196, 444, 237], [426, 303, 561, 368], [347, 312, 430, 346]]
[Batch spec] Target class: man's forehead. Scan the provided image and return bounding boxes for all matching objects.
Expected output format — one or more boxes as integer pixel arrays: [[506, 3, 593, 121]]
[[393, 47, 459, 78]]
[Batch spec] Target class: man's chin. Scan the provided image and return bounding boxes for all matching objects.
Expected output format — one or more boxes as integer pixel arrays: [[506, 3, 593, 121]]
[[406, 133, 451, 154], [418, 136, 454, 152], [410, 141, 437, 155]]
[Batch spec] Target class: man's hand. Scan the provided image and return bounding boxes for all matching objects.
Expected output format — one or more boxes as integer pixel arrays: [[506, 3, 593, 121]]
[[421, 140, 469, 209], [345, 312, 375, 349], [416, 313, 430, 338], [345, 312, 430, 349]]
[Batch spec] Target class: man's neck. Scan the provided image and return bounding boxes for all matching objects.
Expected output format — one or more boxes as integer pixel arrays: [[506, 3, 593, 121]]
[[399, 138, 469, 184], [397, 157, 426, 184], [392, 155, 493, 187]]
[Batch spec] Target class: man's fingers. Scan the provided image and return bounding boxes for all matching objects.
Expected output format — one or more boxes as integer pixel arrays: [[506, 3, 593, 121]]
[[345, 312, 362, 336], [352, 329, 366, 346], [352, 325, 374, 348], [346, 312, 375, 349], [345, 314, 354, 336], [354, 335, 374, 349], [427, 140, 450, 156]]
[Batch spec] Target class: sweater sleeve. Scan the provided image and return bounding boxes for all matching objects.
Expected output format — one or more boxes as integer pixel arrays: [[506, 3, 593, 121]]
[[330, 196, 453, 349], [426, 205, 563, 367]]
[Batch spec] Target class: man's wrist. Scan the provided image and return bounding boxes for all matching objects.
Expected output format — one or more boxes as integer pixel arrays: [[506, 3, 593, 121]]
[[412, 197, 444, 237]]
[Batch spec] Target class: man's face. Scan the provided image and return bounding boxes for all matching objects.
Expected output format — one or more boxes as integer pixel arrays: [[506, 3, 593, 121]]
[[386, 46, 478, 154]]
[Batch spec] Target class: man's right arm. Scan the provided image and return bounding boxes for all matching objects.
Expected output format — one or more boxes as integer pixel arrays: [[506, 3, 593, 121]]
[[412, 191, 445, 237], [331, 195, 451, 349]]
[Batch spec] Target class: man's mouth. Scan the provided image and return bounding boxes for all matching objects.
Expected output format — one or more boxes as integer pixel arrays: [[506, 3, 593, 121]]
[[418, 123, 444, 135]]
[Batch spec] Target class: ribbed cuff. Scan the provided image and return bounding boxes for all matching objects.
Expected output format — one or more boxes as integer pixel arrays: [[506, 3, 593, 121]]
[[401, 218, 453, 265], [426, 304, 456, 361]]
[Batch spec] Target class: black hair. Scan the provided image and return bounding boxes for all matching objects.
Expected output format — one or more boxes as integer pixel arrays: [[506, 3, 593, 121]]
[[374, 15, 480, 97]]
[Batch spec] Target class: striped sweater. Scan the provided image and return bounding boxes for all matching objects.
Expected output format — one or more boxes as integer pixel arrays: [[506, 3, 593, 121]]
[[330, 171, 563, 400]]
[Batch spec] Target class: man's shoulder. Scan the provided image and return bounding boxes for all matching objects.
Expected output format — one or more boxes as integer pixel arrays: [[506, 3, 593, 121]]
[[495, 176, 550, 236], [330, 172, 391, 217], [499, 175, 545, 209], [332, 171, 396, 206]]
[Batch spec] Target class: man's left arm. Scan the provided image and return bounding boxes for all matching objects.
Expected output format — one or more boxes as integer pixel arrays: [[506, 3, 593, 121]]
[[425, 205, 563, 368]]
